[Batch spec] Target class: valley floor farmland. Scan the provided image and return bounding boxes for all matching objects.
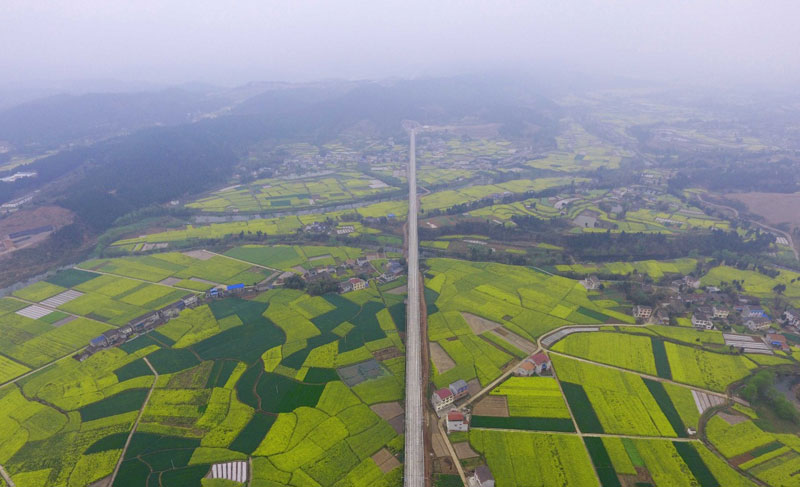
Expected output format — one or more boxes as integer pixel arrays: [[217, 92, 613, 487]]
[[0, 245, 406, 487]]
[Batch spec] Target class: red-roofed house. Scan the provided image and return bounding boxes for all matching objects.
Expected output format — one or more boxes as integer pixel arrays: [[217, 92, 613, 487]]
[[514, 361, 536, 377], [446, 410, 469, 433], [529, 353, 551, 374], [514, 353, 551, 376], [431, 388, 454, 412], [349, 277, 367, 291]]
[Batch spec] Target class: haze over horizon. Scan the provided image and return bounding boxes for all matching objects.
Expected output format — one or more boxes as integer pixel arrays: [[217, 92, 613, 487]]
[[3, 0, 800, 91]]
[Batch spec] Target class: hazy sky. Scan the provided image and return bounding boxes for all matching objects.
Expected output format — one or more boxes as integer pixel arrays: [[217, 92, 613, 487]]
[[2, 0, 799, 88]]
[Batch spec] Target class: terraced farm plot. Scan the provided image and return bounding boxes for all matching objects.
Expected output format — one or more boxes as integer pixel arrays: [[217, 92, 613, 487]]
[[420, 177, 581, 213], [186, 171, 399, 213]]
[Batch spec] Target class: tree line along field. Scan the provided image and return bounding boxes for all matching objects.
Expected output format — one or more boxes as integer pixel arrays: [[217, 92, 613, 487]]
[[555, 257, 697, 280], [186, 171, 400, 213], [0, 257, 406, 486], [424, 258, 633, 388]]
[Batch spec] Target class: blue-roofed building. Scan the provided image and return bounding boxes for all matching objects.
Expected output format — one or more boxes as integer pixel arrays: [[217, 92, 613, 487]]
[[90, 336, 108, 348], [227, 283, 245, 291], [449, 379, 469, 400]]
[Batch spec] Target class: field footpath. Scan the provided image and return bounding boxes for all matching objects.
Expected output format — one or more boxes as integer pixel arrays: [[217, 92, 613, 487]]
[[0, 349, 81, 390], [108, 357, 158, 486], [203, 250, 281, 273], [0, 464, 15, 486]]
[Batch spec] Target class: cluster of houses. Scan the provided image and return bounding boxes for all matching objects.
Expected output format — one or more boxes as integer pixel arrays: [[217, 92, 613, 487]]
[[581, 271, 800, 340], [431, 379, 470, 413], [273, 256, 405, 294], [74, 281, 275, 362], [74, 294, 199, 361]]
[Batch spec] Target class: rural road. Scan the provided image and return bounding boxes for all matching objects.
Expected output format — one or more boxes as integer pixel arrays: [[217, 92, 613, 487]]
[[404, 126, 425, 487], [0, 464, 15, 487]]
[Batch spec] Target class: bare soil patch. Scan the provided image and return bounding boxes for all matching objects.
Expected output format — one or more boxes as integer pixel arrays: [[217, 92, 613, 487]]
[[309, 254, 332, 261], [718, 411, 749, 425], [372, 347, 402, 361], [467, 378, 481, 397], [490, 328, 537, 354], [386, 285, 407, 295], [388, 414, 405, 435], [461, 312, 500, 334], [372, 448, 401, 473], [370, 401, 404, 420], [431, 428, 450, 458], [473, 395, 508, 417], [159, 277, 182, 286], [727, 192, 800, 229], [182, 250, 215, 260], [453, 442, 479, 459], [0, 205, 74, 236], [430, 342, 456, 373]]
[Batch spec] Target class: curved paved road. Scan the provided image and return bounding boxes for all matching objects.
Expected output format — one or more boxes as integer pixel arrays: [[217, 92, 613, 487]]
[[404, 128, 425, 487]]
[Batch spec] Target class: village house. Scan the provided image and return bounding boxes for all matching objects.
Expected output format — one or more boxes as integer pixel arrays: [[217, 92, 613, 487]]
[[449, 379, 469, 400], [632, 305, 653, 320], [742, 306, 767, 319], [431, 388, 455, 412], [515, 353, 552, 376], [580, 275, 601, 291], [348, 277, 367, 291], [745, 316, 772, 332], [529, 353, 551, 374], [683, 275, 701, 289], [691, 312, 714, 330], [514, 361, 536, 377], [782, 308, 800, 327], [712, 305, 730, 319], [765, 333, 790, 352], [653, 308, 670, 325], [446, 410, 469, 434], [468, 466, 495, 487]]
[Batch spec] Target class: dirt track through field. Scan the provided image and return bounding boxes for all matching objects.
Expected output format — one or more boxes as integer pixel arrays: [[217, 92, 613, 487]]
[[108, 357, 159, 486]]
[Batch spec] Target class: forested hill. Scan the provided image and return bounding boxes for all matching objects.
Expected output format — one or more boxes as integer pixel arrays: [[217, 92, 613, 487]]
[[0, 88, 226, 149], [0, 76, 562, 231]]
